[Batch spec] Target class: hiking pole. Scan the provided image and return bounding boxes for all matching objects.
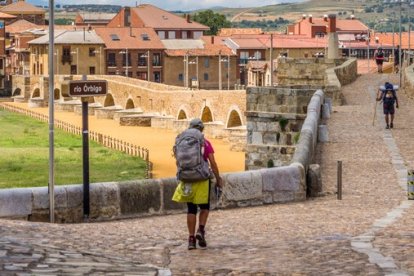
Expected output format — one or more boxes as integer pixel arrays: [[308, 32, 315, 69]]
[[372, 100, 378, 126]]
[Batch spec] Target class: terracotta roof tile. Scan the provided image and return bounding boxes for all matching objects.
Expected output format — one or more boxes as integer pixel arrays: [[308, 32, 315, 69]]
[[131, 4, 209, 30], [218, 28, 263, 36], [0, 11, 15, 19], [95, 27, 164, 50], [374, 32, 414, 49], [1, 0, 45, 14], [165, 43, 235, 57], [5, 19, 38, 33], [227, 34, 328, 49]]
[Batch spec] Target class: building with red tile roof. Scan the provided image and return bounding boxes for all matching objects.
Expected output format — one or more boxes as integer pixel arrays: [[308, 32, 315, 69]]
[[75, 13, 116, 27], [107, 4, 209, 40], [162, 39, 237, 89], [373, 32, 414, 50], [0, 0, 45, 25], [287, 15, 368, 39], [95, 27, 164, 81]]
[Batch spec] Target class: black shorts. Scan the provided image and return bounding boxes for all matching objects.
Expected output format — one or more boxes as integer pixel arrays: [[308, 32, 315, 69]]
[[383, 103, 395, 115]]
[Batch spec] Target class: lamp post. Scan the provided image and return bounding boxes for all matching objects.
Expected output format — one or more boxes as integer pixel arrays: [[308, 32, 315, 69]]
[[93, 48, 102, 75], [188, 56, 199, 89], [219, 55, 230, 90], [120, 49, 129, 77], [70, 48, 78, 75]]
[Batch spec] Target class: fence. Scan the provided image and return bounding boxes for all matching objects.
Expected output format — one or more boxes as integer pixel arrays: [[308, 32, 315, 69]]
[[0, 103, 153, 178]]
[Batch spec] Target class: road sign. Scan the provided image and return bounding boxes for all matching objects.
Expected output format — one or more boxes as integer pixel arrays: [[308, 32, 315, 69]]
[[69, 80, 107, 97]]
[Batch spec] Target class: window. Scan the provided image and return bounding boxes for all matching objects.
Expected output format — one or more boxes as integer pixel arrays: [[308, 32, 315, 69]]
[[0, 59, 3, 69], [71, 65, 77, 75], [158, 31, 165, 39], [154, 72, 161, 83], [240, 51, 249, 64], [178, 73, 183, 81], [89, 66, 95, 75], [204, 57, 209, 68], [194, 31, 203, 39], [137, 72, 147, 80], [138, 53, 147, 66], [123, 53, 131, 66], [107, 53, 116, 66], [253, 51, 262, 60], [182, 31, 188, 39], [110, 34, 120, 41], [153, 53, 161, 66], [62, 46, 72, 64], [89, 47, 96, 57], [204, 73, 209, 81], [168, 31, 176, 39]]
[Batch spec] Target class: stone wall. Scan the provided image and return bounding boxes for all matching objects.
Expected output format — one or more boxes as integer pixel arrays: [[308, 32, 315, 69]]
[[404, 64, 414, 99], [245, 86, 319, 170], [0, 165, 305, 223]]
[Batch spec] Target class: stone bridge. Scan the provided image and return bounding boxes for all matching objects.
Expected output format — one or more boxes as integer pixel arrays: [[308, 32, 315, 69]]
[[11, 75, 247, 142]]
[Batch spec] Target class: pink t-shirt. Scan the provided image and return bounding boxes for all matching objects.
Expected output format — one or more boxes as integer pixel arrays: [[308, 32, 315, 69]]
[[203, 139, 214, 161]]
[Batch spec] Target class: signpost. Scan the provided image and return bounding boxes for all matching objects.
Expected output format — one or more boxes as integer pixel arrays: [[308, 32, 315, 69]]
[[69, 79, 107, 219]]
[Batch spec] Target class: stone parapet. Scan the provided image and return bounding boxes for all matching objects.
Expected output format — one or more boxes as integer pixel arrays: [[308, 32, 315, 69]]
[[404, 64, 414, 99], [0, 164, 305, 222]]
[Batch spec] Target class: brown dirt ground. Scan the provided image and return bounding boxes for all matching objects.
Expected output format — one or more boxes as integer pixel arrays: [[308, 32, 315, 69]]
[[9, 102, 245, 179]]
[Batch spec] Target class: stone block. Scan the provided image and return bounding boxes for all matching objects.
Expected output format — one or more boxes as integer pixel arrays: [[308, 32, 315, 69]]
[[90, 182, 120, 219], [0, 188, 32, 217], [272, 191, 296, 203], [262, 166, 301, 192], [222, 171, 262, 201], [252, 132, 263, 144], [307, 164, 322, 197], [161, 178, 184, 211], [119, 180, 161, 215], [318, 125, 329, 142], [65, 185, 83, 208]]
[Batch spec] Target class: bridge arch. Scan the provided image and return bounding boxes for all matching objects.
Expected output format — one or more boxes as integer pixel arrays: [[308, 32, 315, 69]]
[[226, 106, 244, 128], [54, 88, 60, 100], [201, 105, 213, 123], [32, 87, 40, 98], [125, 98, 135, 109], [104, 93, 115, 107], [13, 88, 21, 96]]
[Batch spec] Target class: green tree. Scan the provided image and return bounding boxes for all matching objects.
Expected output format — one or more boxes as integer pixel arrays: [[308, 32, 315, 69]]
[[192, 10, 231, 35]]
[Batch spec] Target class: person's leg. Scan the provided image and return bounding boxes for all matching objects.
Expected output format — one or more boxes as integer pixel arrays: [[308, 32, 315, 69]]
[[385, 114, 390, 128], [187, 203, 198, 250], [390, 113, 395, 128], [196, 181, 211, 249]]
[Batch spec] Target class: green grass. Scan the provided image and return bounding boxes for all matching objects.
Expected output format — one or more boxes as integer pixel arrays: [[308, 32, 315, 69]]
[[0, 109, 147, 189]]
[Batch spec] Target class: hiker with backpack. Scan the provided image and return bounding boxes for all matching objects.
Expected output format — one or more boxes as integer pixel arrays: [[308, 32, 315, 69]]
[[374, 47, 385, 73], [172, 118, 223, 250], [376, 82, 399, 129]]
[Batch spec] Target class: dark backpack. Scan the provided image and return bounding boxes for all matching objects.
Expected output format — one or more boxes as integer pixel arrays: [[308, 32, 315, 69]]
[[382, 88, 397, 106], [173, 128, 211, 183]]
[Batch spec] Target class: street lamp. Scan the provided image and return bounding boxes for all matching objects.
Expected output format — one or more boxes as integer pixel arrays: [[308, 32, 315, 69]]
[[220, 55, 230, 90], [188, 56, 199, 89], [70, 48, 78, 75], [119, 49, 129, 77], [93, 48, 102, 75]]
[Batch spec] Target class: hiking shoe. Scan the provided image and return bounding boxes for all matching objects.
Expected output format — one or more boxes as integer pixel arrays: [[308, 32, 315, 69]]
[[188, 236, 196, 250], [386, 125, 390, 129], [390, 123, 394, 129], [196, 229, 207, 249]]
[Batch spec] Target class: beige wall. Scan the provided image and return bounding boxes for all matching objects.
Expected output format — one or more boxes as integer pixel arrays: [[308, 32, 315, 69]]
[[30, 44, 105, 76], [163, 55, 238, 90]]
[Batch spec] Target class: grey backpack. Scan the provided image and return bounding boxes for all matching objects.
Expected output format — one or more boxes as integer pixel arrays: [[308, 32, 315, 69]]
[[173, 128, 211, 183]]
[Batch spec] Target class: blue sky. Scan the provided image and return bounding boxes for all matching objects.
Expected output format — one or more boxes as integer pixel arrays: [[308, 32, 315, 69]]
[[30, 0, 303, 11]]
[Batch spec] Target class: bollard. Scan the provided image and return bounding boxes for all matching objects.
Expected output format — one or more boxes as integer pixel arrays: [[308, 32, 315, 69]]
[[408, 170, 414, 200], [337, 161, 342, 200]]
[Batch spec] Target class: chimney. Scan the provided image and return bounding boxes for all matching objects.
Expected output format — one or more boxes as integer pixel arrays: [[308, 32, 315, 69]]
[[88, 24, 92, 31], [211, 36, 215, 44], [351, 14, 355, 20], [324, 14, 328, 22], [124, 7, 131, 27], [302, 14, 306, 20], [328, 14, 336, 33], [83, 27, 86, 41], [308, 14, 313, 23], [186, 14, 191, 23]]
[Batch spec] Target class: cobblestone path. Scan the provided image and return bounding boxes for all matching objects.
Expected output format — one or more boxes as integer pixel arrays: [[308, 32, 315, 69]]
[[2, 73, 414, 275]]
